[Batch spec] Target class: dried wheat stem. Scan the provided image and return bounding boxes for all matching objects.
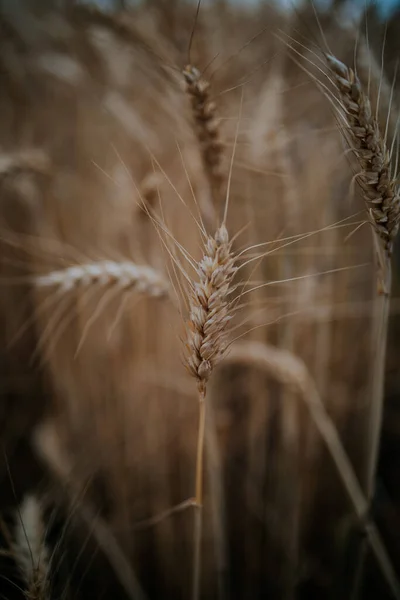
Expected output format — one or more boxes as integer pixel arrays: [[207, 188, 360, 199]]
[[367, 260, 391, 486], [184, 223, 236, 600], [193, 489, 203, 600], [352, 262, 392, 600], [34, 260, 169, 298], [192, 391, 206, 600], [183, 65, 224, 212], [14, 495, 50, 600], [326, 54, 400, 259], [205, 400, 228, 600], [224, 341, 400, 600], [195, 391, 207, 504]]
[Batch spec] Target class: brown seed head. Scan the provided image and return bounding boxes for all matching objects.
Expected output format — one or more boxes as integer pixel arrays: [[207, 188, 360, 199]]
[[326, 54, 400, 255], [183, 64, 224, 208], [185, 224, 236, 395]]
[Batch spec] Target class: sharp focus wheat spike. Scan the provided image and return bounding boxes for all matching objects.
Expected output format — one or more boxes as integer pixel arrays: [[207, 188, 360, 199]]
[[14, 495, 50, 600], [34, 260, 170, 298], [185, 224, 236, 397]]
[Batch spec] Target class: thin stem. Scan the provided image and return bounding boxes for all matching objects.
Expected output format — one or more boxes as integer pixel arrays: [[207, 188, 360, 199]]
[[366, 258, 392, 497], [192, 507, 203, 600], [353, 254, 392, 600], [192, 389, 206, 600], [195, 390, 207, 504], [206, 401, 228, 600]]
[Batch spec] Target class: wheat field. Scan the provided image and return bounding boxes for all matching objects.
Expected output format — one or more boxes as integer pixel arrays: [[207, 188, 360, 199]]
[[0, 1, 399, 599]]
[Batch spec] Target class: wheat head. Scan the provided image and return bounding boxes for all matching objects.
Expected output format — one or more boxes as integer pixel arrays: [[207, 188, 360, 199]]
[[34, 260, 169, 298], [326, 53, 400, 256], [183, 65, 224, 209], [185, 224, 236, 396]]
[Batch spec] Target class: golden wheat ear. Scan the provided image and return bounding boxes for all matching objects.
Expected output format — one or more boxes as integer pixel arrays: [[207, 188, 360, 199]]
[[185, 224, 236, 396], [325, 54, 400, 259], [282, 36, 400, 269], [34, 260, 170, 298]]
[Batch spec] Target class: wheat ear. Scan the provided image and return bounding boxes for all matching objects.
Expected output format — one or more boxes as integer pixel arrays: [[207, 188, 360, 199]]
[[184, 223, 236, 600], [185, 224, 236, 394], [183, 65, 224, 212], [14, 495, 50, 600], [34, 260, 169, 298], [325, 54, 400, 260], [224, 341, 400, 600]]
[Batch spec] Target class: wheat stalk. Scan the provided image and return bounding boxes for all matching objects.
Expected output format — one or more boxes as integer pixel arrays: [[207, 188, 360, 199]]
[[322, 51, 400, 596], [183, 65, 224, 213], [184, 223, 236, 600], [323, 50, 398, 494], [224, 340, 400, 600], [34, 260, 169, 298], [14, 495, 50, 600]]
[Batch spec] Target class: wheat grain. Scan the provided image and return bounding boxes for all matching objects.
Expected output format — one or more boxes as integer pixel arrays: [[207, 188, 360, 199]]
[[34, 260, 169, 298]]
